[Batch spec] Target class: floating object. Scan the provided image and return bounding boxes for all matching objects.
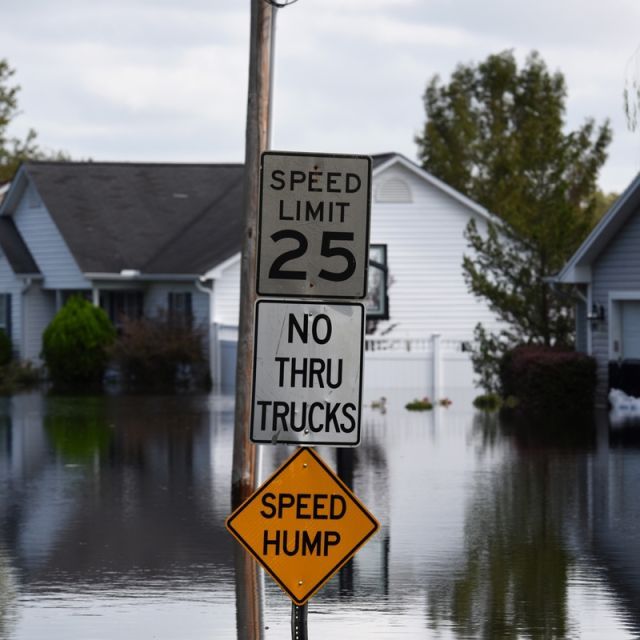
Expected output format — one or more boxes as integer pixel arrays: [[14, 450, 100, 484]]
[[608, 388, 640, 428]]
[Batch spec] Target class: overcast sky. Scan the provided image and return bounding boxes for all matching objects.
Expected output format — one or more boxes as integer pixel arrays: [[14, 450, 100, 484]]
[[3, 0, 640, 193]]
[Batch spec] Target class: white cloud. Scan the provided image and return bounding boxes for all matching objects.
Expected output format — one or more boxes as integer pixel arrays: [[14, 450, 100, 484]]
[[1, 0, 639, 191]]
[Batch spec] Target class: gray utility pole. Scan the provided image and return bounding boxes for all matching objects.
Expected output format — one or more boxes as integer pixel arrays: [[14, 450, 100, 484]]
[[232, 0, 275, 510]]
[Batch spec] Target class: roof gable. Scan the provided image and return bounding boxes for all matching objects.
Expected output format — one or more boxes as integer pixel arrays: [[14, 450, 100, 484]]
[[557, 172, 640, 283], [371, 153, 496, 223]]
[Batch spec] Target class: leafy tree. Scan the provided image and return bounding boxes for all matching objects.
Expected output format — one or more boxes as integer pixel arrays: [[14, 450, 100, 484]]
[[0, 58, 66, 184], [416, 51, 611, 392], [593, 189, 618, 221]]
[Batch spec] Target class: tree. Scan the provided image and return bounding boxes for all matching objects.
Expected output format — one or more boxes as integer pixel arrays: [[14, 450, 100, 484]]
[[0, 59, 64, 184], [416, 51, 611, 392]]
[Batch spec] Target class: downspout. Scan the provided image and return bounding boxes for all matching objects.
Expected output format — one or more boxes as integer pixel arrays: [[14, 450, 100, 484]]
[[196, 277, 216, 389]]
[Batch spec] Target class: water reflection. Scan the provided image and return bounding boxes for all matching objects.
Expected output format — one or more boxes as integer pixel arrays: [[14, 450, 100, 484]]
[[0, 391, 638, 638]]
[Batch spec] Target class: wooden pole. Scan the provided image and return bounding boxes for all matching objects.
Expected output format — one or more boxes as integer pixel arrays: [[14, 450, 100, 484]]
[[232, 0, 275, 510], [231, 3, 274, 639]]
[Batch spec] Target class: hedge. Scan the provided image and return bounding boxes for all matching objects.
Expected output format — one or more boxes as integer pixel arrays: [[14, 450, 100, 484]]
[[499, 345, 597, 424]]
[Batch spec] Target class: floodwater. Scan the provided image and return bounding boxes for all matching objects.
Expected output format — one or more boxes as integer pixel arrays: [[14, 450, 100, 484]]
[[0, 389, 639, 639]]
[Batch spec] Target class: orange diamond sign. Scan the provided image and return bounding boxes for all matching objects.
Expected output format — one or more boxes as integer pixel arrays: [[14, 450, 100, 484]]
[[226, 447, 379, 605]]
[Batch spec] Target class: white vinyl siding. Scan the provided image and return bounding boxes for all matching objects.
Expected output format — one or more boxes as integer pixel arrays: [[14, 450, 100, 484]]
[[369, 165, 500, 341], [207, 164, 502, 344], [22, 283, 56, 363], [213, 259, 241, 326], [13, 182, 89, 290]]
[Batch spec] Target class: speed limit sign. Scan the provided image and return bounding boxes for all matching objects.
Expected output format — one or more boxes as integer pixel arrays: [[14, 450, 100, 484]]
[[257, 151, 371, 299]]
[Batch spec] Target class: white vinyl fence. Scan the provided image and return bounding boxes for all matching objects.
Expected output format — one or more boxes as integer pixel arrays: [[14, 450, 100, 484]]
[[213, 327, 477, 402], [364, 334, 475, 401]]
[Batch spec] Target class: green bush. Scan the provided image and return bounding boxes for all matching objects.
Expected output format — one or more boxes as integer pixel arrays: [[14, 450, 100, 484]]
[[42, 296, 116, 389], [0, 361, 43, 394], [499, 345, 597, 424], [473, 393, 502, 411], [110, 312, 208, 391], [0, 329, 12, 366]]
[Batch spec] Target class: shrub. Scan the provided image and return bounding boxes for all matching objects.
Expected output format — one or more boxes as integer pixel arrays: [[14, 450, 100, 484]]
[[499, 345, 597, 424], [110, 312, 208, 391], [473, 393, 502, 411], [405, 397, 434, 411], [0, 361, 43, 394], [42, 296, 116, 389], [0, 329, 12, 366]]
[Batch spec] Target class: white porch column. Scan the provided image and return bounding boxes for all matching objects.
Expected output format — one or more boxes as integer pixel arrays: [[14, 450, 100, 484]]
[[92, 287, 100, 307]]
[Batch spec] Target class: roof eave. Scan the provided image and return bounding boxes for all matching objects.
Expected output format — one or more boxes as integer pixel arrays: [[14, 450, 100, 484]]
[[85, 272, 201, 282], [559, 171, 640, 278]]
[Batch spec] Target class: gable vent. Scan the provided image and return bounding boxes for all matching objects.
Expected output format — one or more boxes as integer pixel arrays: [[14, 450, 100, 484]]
[[375, 177, 412, 203]]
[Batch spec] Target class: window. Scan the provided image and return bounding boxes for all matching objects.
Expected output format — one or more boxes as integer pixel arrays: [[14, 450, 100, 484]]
[[0, 294, 10, 339], [366, 245, 389, 320], [100, 291, 144, 329], [168, 292, 193, 324]]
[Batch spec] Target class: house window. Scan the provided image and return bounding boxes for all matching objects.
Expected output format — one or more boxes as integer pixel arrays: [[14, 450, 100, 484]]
[[100, 291, 144, 329], [0, 294, 11, 339], [366, 245, 389, 320], [168, 292, 193, 324]]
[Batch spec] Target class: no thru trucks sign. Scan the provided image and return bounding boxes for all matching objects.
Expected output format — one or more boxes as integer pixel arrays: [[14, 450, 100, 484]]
[[250, 299, 364, 446]]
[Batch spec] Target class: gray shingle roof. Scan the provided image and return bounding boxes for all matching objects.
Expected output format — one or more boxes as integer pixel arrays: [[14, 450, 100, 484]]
[[20, 155, 402, 277], [24, 161, 245, 275]]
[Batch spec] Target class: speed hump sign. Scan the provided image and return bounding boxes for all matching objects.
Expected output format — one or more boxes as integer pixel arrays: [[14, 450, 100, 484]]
[[257, 151, 372, 299], [226, 447, 379, 605]]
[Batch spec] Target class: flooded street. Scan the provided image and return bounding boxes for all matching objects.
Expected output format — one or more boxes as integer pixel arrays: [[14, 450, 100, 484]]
[[1, 390, 639, 639]]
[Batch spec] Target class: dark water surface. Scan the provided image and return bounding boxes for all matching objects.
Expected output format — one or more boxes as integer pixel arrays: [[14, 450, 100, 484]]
[[1, 390, 639, 639]]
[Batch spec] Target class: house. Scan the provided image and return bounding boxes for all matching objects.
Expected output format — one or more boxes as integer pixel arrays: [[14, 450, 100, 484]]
[[0, 154, 502, 390], [205, 153, 503, 393], [0, 161, 245, 378], [556, 172, 640, 404]]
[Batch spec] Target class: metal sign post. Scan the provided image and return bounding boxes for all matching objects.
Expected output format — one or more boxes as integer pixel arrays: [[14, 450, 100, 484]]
[[291, 602, 308, 640]]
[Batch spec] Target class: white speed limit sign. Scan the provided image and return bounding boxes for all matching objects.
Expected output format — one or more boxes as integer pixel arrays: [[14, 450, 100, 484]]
[[257, 151, 371, 299]]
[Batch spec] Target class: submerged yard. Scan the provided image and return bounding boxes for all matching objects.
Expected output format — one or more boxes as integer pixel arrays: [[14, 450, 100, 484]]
[[0, 389, 638, 639]]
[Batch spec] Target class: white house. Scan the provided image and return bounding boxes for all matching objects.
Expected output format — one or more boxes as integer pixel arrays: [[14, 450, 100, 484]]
[[205, 153, 502, 392], [0, 154, 501, 393]]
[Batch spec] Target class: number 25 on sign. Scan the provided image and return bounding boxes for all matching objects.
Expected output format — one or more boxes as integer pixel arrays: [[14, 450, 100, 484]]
[[257, 151, 372, 300]]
